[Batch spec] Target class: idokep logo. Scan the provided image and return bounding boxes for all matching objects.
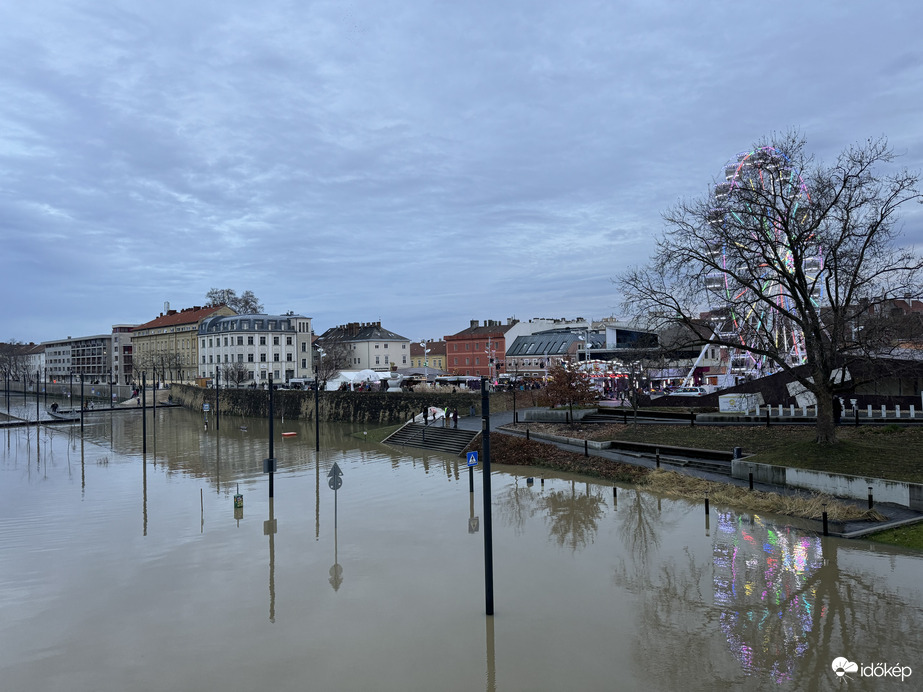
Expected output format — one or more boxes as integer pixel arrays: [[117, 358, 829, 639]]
[[831, 657, 912, 682]]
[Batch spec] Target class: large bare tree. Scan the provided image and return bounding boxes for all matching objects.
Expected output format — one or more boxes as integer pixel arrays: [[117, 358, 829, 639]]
[[617, 134, 923, 443], [205, 288, 264, 314]]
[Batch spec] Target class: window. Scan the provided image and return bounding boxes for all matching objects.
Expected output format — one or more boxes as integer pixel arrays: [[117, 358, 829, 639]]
[[224, 354, 229, 363], [476, 357, 480, 365], [465, 358, 470, 365], [286, 337, 292, 346], [208, 338, 213, 347], [402, 355, 407, 364], [384, 355, 389, 364], [301, 343, 306, 352], [209, 355, 213, 363], [260, 354, 267, 362], [286, 353, 293, 361], [384, 343, 388, 349], [238, 354, 244, 362], [260, 336, 266, 346], [248, 336, 254, 345], [301, 359, 306, 369], [224, 337, 228, 346], [248, 354, 254, 362], [375, 356, 380, 364], [201, 339, 205, 349], [273, 336, 279, 346], [237, 336, 243, 345], [454, 358, 458, 365], [202, 356, 206, 364], [465, 343, 470, 350], [273, 353, 280, 362]]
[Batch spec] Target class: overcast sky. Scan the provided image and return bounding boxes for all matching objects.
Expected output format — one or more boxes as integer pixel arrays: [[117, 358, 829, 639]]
[[2, 1, 922, 344]]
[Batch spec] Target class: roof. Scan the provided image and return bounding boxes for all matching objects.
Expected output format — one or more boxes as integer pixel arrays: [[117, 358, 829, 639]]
[[318, 321, 409, 343], [410, 340, 446, 357], [134, 305, 233, 331], [507, 328, 604, 357], [446, 320, 514, 339]]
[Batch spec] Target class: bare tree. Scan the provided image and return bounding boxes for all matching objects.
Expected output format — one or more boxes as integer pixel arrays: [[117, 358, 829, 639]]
[[205, 288, 264, 314], [222, 361, 249, 388], [0, 340, 29, 381], [617, 133, 923, 443], [314, 335, 349, 386]]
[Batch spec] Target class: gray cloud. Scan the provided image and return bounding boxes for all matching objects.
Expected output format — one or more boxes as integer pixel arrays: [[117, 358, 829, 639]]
[[2, 0, 922, 343]]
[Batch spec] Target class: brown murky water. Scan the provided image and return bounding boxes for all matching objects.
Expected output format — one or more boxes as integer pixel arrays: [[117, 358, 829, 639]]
[[1, 405, 921, 691]]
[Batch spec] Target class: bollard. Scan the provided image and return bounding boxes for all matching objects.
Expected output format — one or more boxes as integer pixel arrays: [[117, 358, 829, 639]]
[[749, 472, 754, 491], [822, 503, 828, 536], [690, 411, 695, 427], [526, 477, 534, 486], [613, 486, 617, 498], [541, 476, 545, 487], [526, 429, 530, 441], [656, 448, 660, 468], [704, 491, 710, 515], [868, 486, 874, 510], [855, 409, 859, 427], [766, 410, 771, 428], [584, 439, 588, 457]]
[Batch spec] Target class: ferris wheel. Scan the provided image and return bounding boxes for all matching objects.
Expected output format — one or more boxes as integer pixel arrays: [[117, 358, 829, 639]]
[[702, 146, 824, 379]]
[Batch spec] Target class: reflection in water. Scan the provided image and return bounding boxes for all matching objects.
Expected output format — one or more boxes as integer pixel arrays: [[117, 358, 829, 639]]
[[2, 409, 922, 691], [264, 498, 277, 622], [713, 512, 823, 683], [539, 481, 604, 551]]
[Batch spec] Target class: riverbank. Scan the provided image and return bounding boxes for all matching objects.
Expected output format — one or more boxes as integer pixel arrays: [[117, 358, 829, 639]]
[[485, 433, 886, 524]]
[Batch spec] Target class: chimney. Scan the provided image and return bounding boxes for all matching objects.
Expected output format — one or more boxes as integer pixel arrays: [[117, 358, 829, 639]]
[[470, 320, 479, 328]]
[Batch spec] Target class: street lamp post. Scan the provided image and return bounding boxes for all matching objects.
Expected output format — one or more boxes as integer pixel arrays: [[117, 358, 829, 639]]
[[420, 341, 430, 388], [314, 348, 324, 453]]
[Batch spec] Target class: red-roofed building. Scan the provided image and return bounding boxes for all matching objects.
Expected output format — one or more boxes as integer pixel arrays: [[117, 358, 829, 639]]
[[132, 304, 236, 383], [444, 319, 516, 379]]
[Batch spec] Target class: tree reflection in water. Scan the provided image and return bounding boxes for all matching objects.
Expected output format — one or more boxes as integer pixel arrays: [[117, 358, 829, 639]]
[[539, 481, 605, 552]]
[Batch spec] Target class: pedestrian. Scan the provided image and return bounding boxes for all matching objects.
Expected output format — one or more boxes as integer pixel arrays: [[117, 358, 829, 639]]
[[423, 406, 428, 425], [452, 408, 458, 428]]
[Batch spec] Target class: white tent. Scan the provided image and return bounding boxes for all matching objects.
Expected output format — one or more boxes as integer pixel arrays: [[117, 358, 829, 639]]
[[324, 369, 386, 391]]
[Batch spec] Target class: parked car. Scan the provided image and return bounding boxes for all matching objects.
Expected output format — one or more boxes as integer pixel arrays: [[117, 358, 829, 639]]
[[668, 386, 708, 397]]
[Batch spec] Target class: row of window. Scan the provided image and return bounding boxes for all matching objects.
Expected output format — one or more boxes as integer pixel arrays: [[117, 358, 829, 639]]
[[203, 353, 296, 364], [203, 336, 297, 348]]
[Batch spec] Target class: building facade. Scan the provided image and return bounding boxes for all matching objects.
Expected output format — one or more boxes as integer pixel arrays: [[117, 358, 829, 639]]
[[444, 319, 515, 379], [133, 305, 236, 384], [316, 322, 411, 372], [198, 313, 313, 385], [409, 340, 447, 372]]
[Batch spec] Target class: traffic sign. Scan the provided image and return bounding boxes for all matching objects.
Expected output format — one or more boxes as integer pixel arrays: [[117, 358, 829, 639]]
[[328, 462, 343, 490], [466, 452, 478, 467]]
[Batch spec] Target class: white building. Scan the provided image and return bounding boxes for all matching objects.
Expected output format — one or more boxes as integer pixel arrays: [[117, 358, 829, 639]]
[[198, 313, 313, 385], [316, 322, 411, 372]]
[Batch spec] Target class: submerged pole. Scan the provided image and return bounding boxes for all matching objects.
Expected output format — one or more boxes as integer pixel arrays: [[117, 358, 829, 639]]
[[481, 378, 494, 616]]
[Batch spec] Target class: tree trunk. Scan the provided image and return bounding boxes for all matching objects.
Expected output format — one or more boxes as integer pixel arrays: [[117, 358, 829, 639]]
[[814, 391, 837, 444]]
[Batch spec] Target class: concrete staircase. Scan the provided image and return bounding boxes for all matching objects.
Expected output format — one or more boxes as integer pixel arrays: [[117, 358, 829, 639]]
[[384, 423, 480, 456]]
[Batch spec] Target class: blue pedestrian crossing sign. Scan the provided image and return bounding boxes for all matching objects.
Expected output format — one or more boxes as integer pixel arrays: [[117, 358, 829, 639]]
[[466, 452, 478, 467]]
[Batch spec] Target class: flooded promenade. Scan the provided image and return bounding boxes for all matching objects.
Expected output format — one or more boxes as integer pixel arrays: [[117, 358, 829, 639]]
[[2, 404, 921, 691]]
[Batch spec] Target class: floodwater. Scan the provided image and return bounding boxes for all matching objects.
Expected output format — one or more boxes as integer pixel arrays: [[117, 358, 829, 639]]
[[1, 404, 921, 691]]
